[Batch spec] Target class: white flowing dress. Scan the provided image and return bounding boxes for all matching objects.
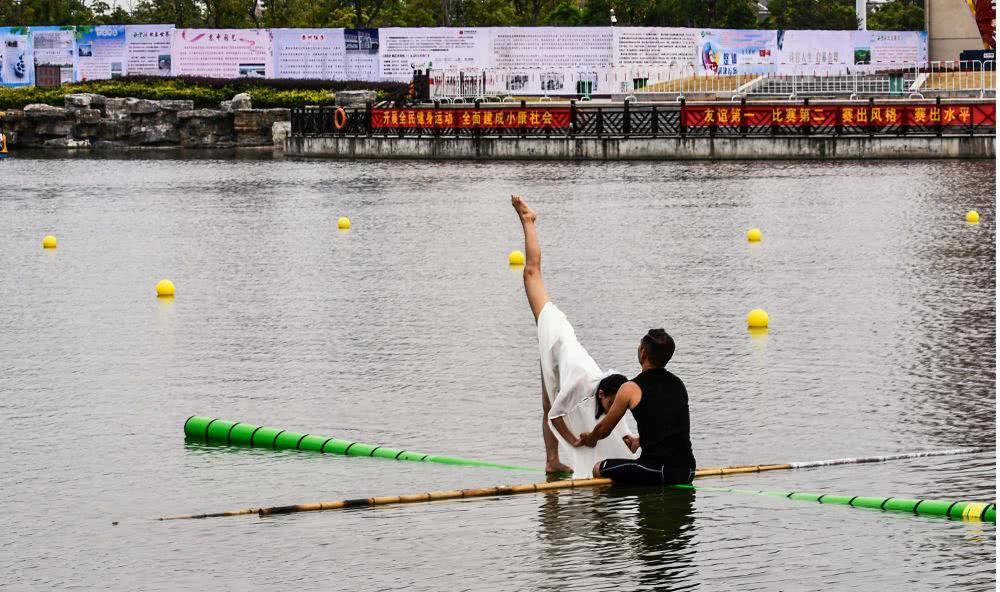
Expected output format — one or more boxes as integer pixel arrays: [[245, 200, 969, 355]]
[[538, 302, 637, 477]]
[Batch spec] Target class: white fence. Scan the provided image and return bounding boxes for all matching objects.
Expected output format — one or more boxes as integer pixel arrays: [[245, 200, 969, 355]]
[[430, 61, 996, 101]]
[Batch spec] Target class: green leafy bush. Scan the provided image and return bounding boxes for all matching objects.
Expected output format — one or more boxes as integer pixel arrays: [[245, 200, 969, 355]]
[[0, 77, 404, 109]]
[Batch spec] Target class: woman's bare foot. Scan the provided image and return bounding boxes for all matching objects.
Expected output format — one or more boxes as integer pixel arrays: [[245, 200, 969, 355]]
[[511, 194, 537, 224], [545, 460, 573, 475]]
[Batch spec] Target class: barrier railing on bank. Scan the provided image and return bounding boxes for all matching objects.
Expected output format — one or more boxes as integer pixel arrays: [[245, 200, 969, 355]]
[[428, 61, 996, 102], [291, 99, 996, 139]]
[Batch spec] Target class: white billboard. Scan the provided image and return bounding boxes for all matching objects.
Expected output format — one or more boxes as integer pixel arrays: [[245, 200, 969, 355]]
[[125, 24, 174, 76], [171, 28, 273, 78], [272, 28, 346, 79]]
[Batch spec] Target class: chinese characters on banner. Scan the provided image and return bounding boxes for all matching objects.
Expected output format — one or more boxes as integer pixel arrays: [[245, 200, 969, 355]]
[[683, 103, 996, 127], [371, 108, 571, 128]]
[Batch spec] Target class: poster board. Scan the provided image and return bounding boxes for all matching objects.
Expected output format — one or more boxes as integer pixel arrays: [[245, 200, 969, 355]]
[[0, 26, 32, 86], [378, 27, 489, 81], [125, 24, 174, 76], [171, 28, 273, 78], [76, 25, 126, 81], [30, 26, 76, 83], [272, 28, 346, 79]]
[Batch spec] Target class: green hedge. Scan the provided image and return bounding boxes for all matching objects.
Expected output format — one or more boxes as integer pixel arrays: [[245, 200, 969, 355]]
[[0, 77, 402, 109]]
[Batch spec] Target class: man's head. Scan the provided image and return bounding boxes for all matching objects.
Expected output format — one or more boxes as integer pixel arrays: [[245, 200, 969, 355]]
[[595, 373, 628, 418], [638, 328, 675, 368]]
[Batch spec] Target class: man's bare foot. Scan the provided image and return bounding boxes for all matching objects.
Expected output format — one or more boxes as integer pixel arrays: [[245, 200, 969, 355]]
[[511, 194, 537, 224], [545, 460, 572, 475]]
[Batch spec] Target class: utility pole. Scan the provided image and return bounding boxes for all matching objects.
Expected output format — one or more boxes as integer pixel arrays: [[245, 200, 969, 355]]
[[856, 0, 867, 29]]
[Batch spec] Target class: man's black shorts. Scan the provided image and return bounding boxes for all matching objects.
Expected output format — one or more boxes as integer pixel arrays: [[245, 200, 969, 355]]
[[598, 458, 695, 486]]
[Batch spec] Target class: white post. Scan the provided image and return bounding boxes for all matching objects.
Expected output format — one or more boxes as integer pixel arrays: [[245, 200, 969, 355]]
[[856, 0, 867, 30]]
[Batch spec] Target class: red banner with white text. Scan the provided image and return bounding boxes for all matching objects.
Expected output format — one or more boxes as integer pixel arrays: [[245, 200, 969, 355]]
[[372, 108, 571, 129], [683, 103, 996, 127]]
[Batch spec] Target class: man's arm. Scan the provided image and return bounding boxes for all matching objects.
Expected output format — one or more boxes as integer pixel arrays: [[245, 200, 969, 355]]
[[578, 382, 640, 447]]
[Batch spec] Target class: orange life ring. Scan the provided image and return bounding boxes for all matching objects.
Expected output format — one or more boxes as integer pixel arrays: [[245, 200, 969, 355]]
[[333, 107, 348, 130]]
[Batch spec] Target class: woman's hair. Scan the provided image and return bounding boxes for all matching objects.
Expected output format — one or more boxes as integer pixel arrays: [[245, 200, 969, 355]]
[[595, 373, 628, 419], [640, 328, 675, 367]]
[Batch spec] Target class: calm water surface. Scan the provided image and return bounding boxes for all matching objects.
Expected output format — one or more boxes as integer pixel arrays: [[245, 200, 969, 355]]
[[1, 153, 995, 591]]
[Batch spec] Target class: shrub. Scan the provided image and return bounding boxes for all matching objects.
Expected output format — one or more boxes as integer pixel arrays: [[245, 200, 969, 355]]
[[0, 77, 405, 109]]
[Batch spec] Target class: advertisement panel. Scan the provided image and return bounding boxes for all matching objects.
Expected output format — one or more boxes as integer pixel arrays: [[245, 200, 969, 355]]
[[75, 25, 126, 81], [125, 24, 173, 76], [613, 27, 697, 67], [272, 28, 346, 79], [30, 26, 76, 83], [777, 30, 853, 75], [491, 27, 613, 69], [344, 28, 380, 81], [379, 27, 489, 82], [171, 28, 273, 78], [0, 27, 32, 87], [851, 30, 928, 71], [695, 28, 778, 76]]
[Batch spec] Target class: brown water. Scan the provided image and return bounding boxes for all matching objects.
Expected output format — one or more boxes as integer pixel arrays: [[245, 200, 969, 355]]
[[1, 153, 995, 591]]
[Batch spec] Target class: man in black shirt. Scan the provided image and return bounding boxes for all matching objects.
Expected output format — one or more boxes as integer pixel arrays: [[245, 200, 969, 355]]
[[577, 329, 696, 485]]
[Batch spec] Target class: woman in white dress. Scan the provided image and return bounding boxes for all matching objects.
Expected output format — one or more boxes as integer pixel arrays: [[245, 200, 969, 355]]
[[512, 194, 637, 477]]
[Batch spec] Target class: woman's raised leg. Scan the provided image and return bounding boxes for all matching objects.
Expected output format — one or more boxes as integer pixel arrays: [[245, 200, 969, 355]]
[[512, 194, 549, 321]]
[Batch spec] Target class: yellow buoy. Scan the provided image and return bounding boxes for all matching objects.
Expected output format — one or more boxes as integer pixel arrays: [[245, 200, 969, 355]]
[[746, 228, 762, 242], [337, 217, 351, 230], [508, 250, 526, 266], [42, 235, 57, 249], [156, 279, 175, 298], [966, 210, 980, 224], [747, 308, 769, 329]]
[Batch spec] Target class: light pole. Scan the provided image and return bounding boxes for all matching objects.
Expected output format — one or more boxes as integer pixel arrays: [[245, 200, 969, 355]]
[[610, 8, 617, 25]]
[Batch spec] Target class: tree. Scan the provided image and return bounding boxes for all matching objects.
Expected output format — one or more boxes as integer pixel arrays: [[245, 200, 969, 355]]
[[764, 0, 859, 30], [542, 0, 583, 25], [868, 0, 924, 31], [648, 0, 757, 29]]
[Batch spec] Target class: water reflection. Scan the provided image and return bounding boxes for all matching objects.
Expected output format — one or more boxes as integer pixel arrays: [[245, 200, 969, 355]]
[[537, 486, 696, 591]]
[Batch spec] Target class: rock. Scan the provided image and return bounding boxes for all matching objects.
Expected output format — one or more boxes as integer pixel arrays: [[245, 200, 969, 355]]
[[177, 109, 231, 120], [104, 98, 129, 120], [34, 120, 73, 137], [130, 123, 181, 145], [231, 92, 252, 110], [24, 104, 69, 119], [272, 121, 291, 151], [64, 93, 106, 109], [157, 100, 195, 112], [44, 137, 91, 148], [125, 98, 161, 115], [335, 90, 374, 107], [98, 120, 132, 141], [73, 108, 102, 125], [234, 108, 290, 146]]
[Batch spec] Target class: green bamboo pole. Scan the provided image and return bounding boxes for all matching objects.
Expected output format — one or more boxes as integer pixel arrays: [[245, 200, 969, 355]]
[[183, 416, 537, 472], [671, 483, 996, 522]]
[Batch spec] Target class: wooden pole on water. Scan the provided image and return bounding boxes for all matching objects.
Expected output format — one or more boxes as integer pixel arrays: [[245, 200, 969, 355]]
[[158, 448, 985, 521], [155, 462, 853, 520]]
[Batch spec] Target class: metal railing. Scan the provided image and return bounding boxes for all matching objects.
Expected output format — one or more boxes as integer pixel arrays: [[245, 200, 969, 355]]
[[428, 61, 997, 102], [291, 99, 996, 139]]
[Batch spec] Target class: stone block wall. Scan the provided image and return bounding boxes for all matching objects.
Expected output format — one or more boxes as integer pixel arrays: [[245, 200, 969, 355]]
[[1, 92, 290, 149]]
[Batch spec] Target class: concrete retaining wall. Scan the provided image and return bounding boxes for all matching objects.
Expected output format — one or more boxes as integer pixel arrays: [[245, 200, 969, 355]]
[[285, 134, 995, 160]]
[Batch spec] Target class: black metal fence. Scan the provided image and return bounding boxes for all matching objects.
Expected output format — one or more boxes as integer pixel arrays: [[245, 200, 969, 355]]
[[291, 99, 996, 139]]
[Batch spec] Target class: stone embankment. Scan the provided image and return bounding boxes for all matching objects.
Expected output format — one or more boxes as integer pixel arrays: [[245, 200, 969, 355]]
[[1, 92, 290, 149]]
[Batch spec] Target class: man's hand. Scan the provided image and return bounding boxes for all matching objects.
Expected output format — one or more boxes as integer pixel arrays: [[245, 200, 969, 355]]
[[623, 434, 640, 453], [578, 432, 597, 448]]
